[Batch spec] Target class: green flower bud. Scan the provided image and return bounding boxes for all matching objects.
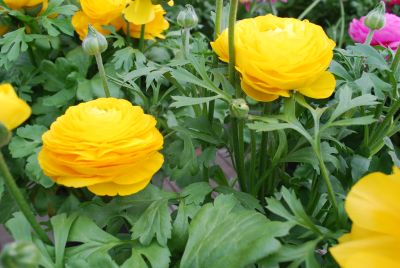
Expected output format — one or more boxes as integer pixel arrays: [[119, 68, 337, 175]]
[[177, 5, 198, 29], [230, 99, 249, 119], [364, 1, 386, 30], [0, 241, 40, 268], [82, 25, 108, 56], [0, 122, 11, 148]]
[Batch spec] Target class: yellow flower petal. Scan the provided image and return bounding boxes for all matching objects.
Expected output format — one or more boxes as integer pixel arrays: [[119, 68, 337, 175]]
[[4, 0, 43, 9], [0, 84, 31, 130], [88, 179, 151, 196], [345, 170, 400, 237], [241, 80, 280, 102], [123, 0, 155, 25], [297, 71, 336, 99]]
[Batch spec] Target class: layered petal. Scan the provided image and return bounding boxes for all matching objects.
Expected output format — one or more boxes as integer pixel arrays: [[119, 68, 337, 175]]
[[123, 0, 155, 25]]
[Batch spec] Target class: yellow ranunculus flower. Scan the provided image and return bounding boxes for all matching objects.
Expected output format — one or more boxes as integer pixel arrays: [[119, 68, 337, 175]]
[[3, 0, 44, 9], [72, 11, 124, 40], [0, 84, 31, 130], [330, 167, 400, 267], [38, 98, 164, 196], [79, 0, 126, 24], [123, 0, 173, 25], [211, 15, 336, 102], [123, 5, 169, 40]]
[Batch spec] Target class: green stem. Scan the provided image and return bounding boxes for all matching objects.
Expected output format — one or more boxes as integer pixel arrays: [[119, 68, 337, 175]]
[[249, 130, 257, 194], [258, 104, 270, 180], [232, 118, 246, 191], [267, 0, 277, 15], [313, 142, 338, 216], [138, 24, 146, 52], [228, 0, 238, 90], [338, 0, 345, 48], [298, 0, 323, 20], [125, 17, 132, 46], [364, 30, 375, 45], [390, 45, 400, 73], [94, 53, 111, 97], [0, 152, 52, 245], [208, 0, 224, 125], [214, 0, 224, 39]]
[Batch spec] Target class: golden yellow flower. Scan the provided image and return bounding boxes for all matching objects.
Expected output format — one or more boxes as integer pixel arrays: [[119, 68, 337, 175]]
[[0, 84, 31, 130], [3, 0, 44, 9], [330, 167, 400, 267], [123, 0, 173, 25], [79, 0, 126, 23], [211, 15, 336, 102], [123, 5, 169, 39], [72, 11, 124, 40], [38, 98, 164, 196]]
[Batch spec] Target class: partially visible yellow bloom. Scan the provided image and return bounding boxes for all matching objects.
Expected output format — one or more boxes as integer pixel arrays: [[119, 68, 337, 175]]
[[72, 11, 124, 40], [3, 0, 44, 9], [38, 98, 164, 196], [123, 0, 155, 25], [211, 14, 336, 102], [123, 5, 169, 39], [80, 0, 126, 23], [0, 84, 31, 130], [330, 167, 400, 268]]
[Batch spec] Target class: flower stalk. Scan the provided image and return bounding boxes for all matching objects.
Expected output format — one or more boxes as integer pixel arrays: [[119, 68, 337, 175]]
[[0, 152, 52, 245]]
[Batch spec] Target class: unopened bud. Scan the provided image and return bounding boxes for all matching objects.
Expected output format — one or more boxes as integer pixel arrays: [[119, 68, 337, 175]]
[[0, 122, 11, 148], [177, 5, 198, 29], [0, 241, 40, 268], [82, 25, 108, 55], [230, 98, 249, 119], [364, 1, 386, 30]]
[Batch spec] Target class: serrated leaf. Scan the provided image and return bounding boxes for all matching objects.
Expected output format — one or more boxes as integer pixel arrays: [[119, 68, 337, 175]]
[[216, 186, 263, 211], [180, 195, 292, 268], [132, 199, 172, 246], [0, 28, 33, 64], [181, 182, 213, 205], [170, 95, 221, 108], [26, 153, 54, 188], [8, 125, 47, 158], [121, 241, 171, 268]]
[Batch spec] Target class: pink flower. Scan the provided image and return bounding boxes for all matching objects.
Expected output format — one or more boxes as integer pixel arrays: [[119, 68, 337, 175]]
[[349, 13, 400, 49]]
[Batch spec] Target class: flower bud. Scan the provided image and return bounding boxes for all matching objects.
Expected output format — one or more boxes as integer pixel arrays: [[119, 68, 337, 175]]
[[0, 241, 40, 268], [177, 5, 198, 29], [230, 98, 249, 119], [364, 1, 386, 30], [0, 122, 11, 148], [82, 25, 108, 55]]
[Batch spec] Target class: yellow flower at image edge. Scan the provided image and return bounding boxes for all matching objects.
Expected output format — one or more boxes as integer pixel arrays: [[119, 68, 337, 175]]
[[38, 98, 164, 196], [123, 0, 174, 25], [79, 0, 126, 23], [330, 167, 400, 267], [123, 5, 169, 40], [3, 0, 44, 9], [0, 84, 31, 130], [211, 14, 336, 102]]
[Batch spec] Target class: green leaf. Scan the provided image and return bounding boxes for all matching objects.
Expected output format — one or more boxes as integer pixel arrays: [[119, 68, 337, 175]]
[[180, 195, 292, 268], [112, 47, 136, 72], [350, 44, 389, 71], [0, 28, 33, 66], [328, 115, 376, 127], [180, 182, 213, 205], [350, 155, 371, 181], [66, 216, 120, 260], [26, 153, 54, 188], [215, 186, 263, 211], [330, 85, 378, 122], [121, 241, 171, 268], [259, 239, 321, 268], [51, 214, 79, 268], [132, 199, 172, 246], [9, 125, 47, 158], [170, 95, 221, 108]]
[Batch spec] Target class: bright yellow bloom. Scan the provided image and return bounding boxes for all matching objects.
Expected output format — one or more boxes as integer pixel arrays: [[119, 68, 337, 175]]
[[211, 15, 336, 102], [72, 11, 124, 40], [123, 5, 169, 40], [38, 98, 164, 196], [3, 0, 44, 9], [330, 167, 400, 267], [123, 0, 173, 25], [79, 0, 126, 24], [0, 84, 31, 130]]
